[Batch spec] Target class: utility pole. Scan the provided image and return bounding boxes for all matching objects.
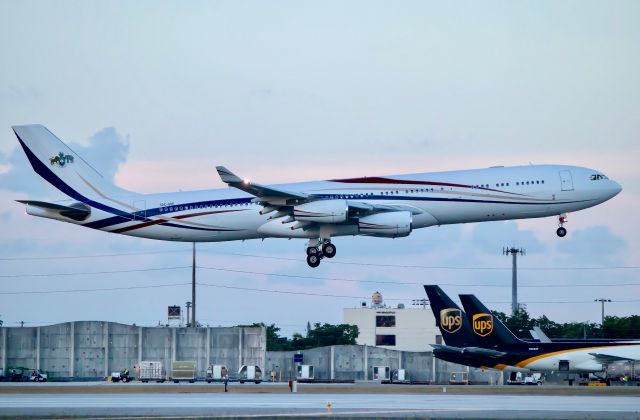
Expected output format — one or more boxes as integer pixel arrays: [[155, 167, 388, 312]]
[[185, 301, 192, 327], [594, 298, 611, 325], [192, 242, 197, 328], [503, 247, 525, 316]]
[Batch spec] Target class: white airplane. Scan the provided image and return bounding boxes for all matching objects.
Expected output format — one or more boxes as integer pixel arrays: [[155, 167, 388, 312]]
[[13, 125, 622, 267]]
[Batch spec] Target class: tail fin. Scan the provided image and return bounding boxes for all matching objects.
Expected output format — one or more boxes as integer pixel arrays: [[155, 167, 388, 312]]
[[424, 285, 478, 347], [458, 294, 521, 346], [12, 125, 130, 202]]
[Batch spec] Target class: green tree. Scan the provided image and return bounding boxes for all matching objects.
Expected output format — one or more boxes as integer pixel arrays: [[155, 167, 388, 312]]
[[240, 322, 359, 351]]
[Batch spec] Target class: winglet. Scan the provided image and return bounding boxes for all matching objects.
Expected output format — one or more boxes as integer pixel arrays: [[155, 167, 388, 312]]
[[216, 166, 244, 184]]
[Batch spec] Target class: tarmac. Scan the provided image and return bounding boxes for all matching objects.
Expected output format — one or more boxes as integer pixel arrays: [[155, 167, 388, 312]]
[[1, 381, 639, 419]]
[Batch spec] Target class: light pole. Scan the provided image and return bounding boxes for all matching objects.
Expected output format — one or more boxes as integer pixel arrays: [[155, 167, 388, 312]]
[[192, 242, 196, 328], [594, 298, 611, 325], [503, 247, 525, 316]]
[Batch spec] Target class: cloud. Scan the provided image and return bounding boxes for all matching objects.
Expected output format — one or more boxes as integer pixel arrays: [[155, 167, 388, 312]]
[[0, 127, 129, 196], [73, 127, 130, 183], [471, 221, 545, 254], [556, 225, 627, 265]]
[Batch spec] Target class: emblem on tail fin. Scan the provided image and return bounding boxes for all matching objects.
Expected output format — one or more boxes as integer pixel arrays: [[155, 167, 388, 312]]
[[472, 313, 493, 337], [49, 152, 74, 167], [440, 308, 462, 333]]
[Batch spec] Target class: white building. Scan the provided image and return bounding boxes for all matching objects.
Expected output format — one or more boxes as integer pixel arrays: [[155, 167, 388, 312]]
[[343, 292, 440, 352]]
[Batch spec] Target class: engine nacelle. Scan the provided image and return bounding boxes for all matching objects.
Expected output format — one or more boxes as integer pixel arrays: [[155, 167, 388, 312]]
[[293, 200, 348, 223], [358, 211, 412, 237]]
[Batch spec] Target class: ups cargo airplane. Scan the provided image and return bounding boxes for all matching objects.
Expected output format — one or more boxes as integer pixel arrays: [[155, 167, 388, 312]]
[[425, 285, 640, 374], [13, 125, 622, 267]]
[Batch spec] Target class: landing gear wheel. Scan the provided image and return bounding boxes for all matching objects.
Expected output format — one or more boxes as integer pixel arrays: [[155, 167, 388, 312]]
[[306, 246, 319, 256], [556, 227, 567, 237], [322, 243, 336, 258], [306, 254, 321, 268]]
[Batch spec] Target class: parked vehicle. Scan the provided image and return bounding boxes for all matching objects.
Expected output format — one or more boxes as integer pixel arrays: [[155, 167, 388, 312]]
[[508, 372, 544, 386], [296, 365, 314, 380], [111, 369, 132, 383], [29, 369, 48, 382], [171, 361, 196, 383], [206, 365, 228, 383], [139, 361, 166, 383], [5, 367, 29, 382], [238, 365, 262, 384], [449, 372, 469, 385]]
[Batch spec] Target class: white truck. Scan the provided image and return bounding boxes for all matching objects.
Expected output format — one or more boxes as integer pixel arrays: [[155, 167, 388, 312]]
[[206, 365, 229, 383], [238, 365, 262, 384], [139, 361, 166, 383], [508, 372, 544, 385]]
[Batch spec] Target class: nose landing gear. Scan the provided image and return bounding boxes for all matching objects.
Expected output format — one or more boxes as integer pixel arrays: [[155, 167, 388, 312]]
[[556, 214, 568, 238], [305, 239, 336, 267]]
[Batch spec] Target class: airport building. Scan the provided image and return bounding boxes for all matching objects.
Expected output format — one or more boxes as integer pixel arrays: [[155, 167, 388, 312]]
[[343, 292, 440, 352]]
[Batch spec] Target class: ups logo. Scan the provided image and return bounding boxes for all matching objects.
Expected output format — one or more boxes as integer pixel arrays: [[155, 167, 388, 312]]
[[472, 313, 493, 337], [440, 308, 462, 333]]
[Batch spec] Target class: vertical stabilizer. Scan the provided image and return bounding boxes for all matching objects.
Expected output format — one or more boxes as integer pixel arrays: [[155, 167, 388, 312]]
[[12, 124, 132, 203], [424, 285, 479, 347], [459, 294, 522, 346]]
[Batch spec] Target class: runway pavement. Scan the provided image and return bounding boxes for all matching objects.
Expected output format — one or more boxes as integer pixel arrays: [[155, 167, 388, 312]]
[[1, 382, 639, 418]]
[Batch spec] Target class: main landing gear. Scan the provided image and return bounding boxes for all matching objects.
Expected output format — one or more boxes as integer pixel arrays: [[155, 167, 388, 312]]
[[306, 239, 336, 268], [556, 214, 568, 238]]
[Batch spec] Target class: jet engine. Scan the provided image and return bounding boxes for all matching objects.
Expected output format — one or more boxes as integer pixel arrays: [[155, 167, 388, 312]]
[[293, 199, 348, 223], [358, 211, 412, 237]]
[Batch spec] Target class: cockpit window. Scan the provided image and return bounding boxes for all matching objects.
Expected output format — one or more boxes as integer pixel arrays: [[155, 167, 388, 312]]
[[590, 174, 609, 181]]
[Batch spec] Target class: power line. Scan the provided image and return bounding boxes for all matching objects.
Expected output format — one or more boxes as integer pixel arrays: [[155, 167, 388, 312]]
[[0, 282, 191, 295], [1, 262, 640, 288], [1, 249, 639, 271], [196, 282, 640, 304], [0, 250, 184, 261], [197, 265, 640, 288], [0, 266, 190, 278], [1, 279, 639, 305]]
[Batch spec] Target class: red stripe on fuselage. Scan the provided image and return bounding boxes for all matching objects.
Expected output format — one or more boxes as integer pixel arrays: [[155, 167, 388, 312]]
[[330, 176, 523, 196], [111, 209, 244, 234]]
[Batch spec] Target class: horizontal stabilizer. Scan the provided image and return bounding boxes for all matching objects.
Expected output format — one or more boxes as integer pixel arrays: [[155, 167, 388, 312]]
[[17, 200, 91, 221], [431, 344, 506, 358]]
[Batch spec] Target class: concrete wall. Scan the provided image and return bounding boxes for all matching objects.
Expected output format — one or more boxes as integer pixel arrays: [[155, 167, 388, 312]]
[[0, 323, 498, 384], [266, 345, 499, 384], [0, 322, 265, 379]]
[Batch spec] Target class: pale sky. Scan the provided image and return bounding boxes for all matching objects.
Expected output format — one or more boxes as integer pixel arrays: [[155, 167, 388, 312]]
[[1, 1, 639, 336]]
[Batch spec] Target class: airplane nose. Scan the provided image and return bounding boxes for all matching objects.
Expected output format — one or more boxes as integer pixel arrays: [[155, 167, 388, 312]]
[[610, 180, 622, 197]]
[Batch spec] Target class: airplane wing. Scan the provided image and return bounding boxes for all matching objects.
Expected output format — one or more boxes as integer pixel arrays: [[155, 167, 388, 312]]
[[589, 352, 639, 364], [216, 166, 308, 203], [216, 166, 425, 222]]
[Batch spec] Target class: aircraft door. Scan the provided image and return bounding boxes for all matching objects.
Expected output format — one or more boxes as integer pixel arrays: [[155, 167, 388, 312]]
[[133, 200, 146, 220], [559, 360, 570, 371], [559, 170, 574, 191]]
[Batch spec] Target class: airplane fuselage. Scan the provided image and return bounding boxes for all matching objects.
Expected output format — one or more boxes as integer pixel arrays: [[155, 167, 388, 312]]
[[46, 164, 620, 242]]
